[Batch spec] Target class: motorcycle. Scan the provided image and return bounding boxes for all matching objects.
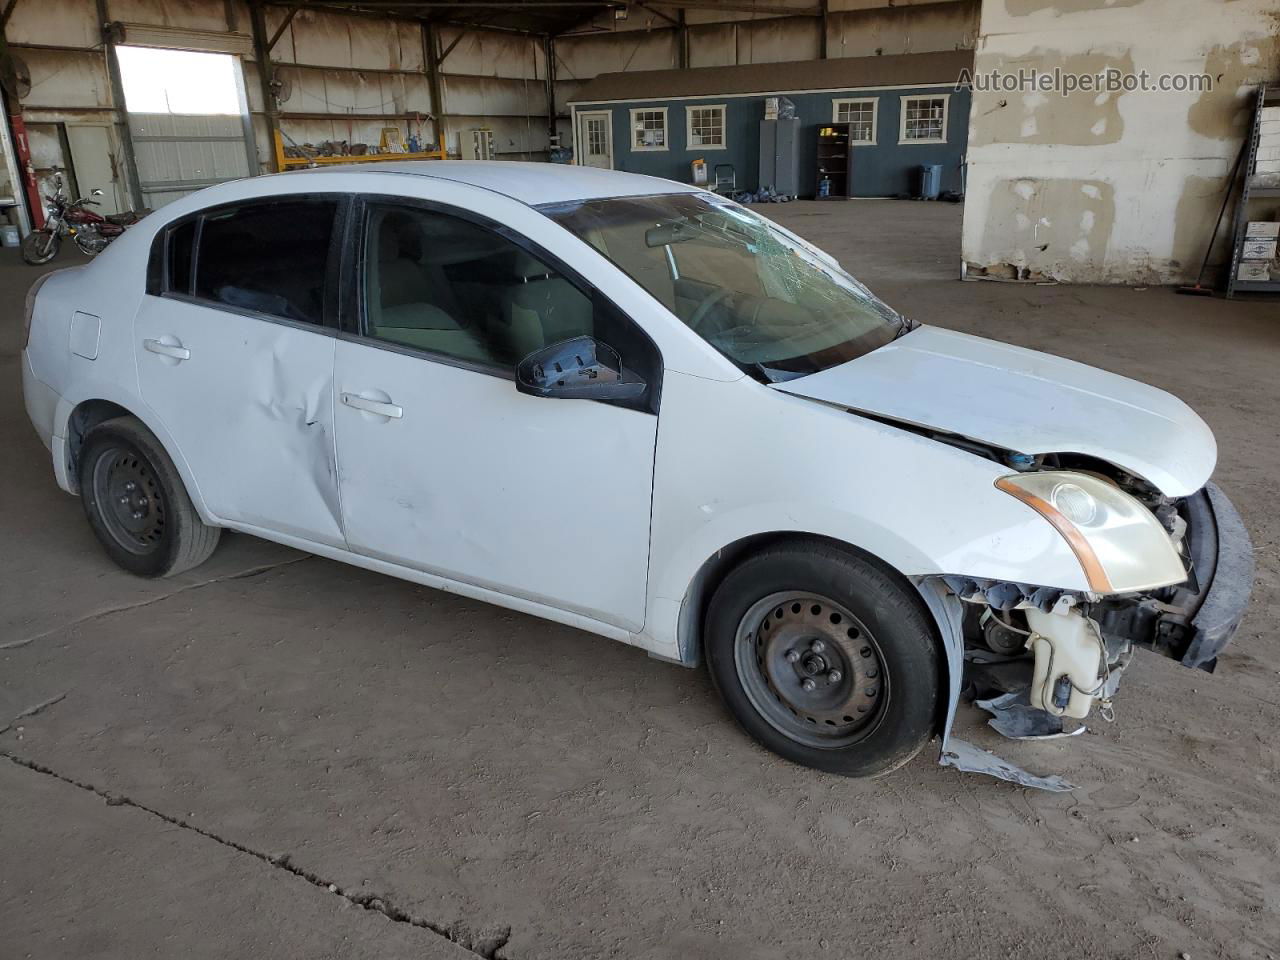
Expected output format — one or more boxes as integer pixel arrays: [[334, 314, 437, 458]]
[[21, 173, 146, 265]]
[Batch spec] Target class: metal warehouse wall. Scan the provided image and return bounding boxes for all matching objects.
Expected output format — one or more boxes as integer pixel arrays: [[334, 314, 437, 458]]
[[962, 0, 1280, 285], [0, 0, 553, 212], [575, 86, 971, 198]]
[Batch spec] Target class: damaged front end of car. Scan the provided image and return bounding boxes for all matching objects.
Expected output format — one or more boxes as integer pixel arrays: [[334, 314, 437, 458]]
[[918, 456, 1254, 793]]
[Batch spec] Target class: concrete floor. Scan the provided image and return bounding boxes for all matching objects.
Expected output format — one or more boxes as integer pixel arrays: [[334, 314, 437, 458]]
[[2, 200, 1278, 960]]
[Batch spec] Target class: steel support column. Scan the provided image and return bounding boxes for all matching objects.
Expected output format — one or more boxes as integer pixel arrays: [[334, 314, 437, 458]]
[[95, 0, 145, 208], [249, 1, 281, 171]]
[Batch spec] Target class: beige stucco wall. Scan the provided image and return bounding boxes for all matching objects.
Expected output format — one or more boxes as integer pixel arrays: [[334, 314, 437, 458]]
[[962, 0, 1280, 284]]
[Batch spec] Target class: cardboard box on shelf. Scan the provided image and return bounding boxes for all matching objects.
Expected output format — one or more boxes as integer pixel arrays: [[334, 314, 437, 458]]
[[1241, 238, 1278, 259], [1246, 220, 1280, 238], [1237, 260, 1274, 282]]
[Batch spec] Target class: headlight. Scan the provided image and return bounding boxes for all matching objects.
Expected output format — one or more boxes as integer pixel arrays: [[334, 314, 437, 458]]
[[996, 471, 1186, 594]]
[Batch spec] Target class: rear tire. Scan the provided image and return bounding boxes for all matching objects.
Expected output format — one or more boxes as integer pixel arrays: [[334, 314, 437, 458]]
[[78, 416, 221, 578], [21, 230, 60, 265], [704, 542, 939, 778]]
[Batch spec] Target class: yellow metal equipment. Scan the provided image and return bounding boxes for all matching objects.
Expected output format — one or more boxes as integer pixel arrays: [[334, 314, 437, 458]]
[[274, 130, 445, 170]]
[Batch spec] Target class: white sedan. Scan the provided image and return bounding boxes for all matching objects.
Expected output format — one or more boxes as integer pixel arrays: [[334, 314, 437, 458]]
[[21, 163, 1252, 789]]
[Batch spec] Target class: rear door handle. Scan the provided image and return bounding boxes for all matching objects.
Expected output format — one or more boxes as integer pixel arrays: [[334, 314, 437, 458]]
[[143, 338, 190, 361], [341, 392, 403, 419]]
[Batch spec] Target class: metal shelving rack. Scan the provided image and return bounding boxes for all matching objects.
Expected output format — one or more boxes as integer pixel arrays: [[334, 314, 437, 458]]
[[815, 123, 853, 200], [273, 130, 445, 170], [1226, 83, 1280, 298]]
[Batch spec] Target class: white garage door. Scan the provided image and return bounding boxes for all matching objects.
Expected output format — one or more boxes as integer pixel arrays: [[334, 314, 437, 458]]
[[128, 113, 252, 209], [117, 46, 256, 209]]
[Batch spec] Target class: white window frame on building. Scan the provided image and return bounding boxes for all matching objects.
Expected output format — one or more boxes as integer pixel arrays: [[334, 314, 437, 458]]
[[686, 104, 727, 151], [899, 94, 950, 145], [630, 107, 669, 152], [831, 98, 878, 145]]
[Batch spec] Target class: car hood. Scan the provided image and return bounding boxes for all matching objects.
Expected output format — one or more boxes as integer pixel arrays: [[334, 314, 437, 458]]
[[773, 325, 1216, 497]]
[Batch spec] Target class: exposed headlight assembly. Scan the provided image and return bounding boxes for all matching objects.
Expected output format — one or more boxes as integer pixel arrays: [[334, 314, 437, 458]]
[[996, 471, 1186, 594]]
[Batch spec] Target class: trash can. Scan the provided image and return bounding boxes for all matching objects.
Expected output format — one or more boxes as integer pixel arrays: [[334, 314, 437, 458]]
[[0, 225, 19, 248], [915, 164, 942, 200]]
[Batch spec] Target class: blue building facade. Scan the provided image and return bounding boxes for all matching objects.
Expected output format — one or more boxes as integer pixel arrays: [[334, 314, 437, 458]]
[[569, 53, 972, 199]]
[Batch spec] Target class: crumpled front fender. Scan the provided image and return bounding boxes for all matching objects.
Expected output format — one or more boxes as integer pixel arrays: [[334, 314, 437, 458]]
[[914, 579, 1074, 792]]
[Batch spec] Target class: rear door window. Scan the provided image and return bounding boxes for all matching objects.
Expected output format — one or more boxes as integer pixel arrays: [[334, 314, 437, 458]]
[[193, 198, 338, 325]]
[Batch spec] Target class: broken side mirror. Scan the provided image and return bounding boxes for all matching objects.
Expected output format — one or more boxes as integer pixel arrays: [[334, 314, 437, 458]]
[[515, 336, 647, 402]]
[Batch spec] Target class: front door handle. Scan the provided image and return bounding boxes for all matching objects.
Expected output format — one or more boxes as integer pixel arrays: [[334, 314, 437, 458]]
[[341, 392, 403, 419], [143, 338, 190, 361]]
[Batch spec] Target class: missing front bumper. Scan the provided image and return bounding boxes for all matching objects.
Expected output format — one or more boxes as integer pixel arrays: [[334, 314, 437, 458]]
[[1096, 481, 1254, 673]]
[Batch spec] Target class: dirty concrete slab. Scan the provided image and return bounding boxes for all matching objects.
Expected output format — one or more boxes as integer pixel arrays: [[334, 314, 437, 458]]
[[0, 760, 482, 959], [3, 203, 1279, 960]]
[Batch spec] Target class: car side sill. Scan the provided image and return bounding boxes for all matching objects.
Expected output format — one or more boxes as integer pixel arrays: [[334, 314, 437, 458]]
[[224, 521, 644, 649]]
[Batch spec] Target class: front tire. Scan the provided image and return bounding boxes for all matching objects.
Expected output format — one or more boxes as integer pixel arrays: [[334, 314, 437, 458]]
[[78, 416, 221, 578], [21, 229, 60, 265], [704, 542, 939, 778]]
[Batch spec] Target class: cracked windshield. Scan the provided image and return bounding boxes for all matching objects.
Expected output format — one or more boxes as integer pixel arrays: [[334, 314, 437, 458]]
[[540, 192, 906, 380]]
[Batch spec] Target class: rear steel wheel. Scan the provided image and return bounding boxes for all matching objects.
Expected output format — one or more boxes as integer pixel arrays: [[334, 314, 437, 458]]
[[734, 591, 887, 749], [79, 416, 221, 578], [90, 445, 167, 555]]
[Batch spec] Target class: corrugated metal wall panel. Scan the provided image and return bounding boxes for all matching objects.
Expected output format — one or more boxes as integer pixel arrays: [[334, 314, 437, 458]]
[[17, 49, 113, 111], [737, 18, 821, 65], [688, 24, 738, 69], [828, 3, 978, 58], [110, 0, 235, 32], [443, 75, 546, 119], [554, 79, 586, 118], [556, 31, 678, 81], [280, 68, 431, 117], [4, 0, 100, 46], [438, 28, 544, 81], [828, 0, 950, 11], [280, 9, 423, 72]]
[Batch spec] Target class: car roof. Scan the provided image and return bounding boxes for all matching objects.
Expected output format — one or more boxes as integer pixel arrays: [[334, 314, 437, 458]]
[[297, 160, 702, 207]]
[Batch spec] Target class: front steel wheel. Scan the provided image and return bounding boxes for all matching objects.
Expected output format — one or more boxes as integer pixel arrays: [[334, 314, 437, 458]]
[[705, 542, 939, 778], [734, 591, 888, 749]]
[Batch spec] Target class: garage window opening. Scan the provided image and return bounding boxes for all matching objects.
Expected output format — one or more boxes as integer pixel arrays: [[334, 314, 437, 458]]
[[116, 46, 243, 115], [832, 99, 877, 145], [900, 95, 948, 144], [631, 108, 668, 151], [687, 106, 726, 150]]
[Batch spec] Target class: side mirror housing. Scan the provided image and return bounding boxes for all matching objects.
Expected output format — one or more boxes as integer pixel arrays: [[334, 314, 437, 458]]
[[515, 336, 647, 402]]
